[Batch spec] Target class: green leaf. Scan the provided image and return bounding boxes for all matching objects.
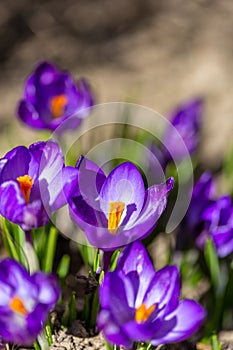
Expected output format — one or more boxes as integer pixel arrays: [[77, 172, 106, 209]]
[[37, 332, 50, 350], [104, 340, 114, 350], [78, 243, 96, 270], [109, 250, 121, 271], [31, 225, 51, 266], [44, 324, 53, 346], [89, 287, 100, 329], [43, 226, 58, 273], [204, 238, 220, 292], [62, 292, 77, 327], [1, 217, 21, 262], [33, 340, 41, 350], [210, 334, 222, 350], [93, 249, 100, 273], [57, 254, 70, 280], [81, 293, 91, 326]]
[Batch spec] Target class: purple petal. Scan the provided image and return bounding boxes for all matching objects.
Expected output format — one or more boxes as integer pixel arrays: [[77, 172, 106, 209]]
[[34, 61, 59, 85], [17, 61, 94, 133], [212, 228, 233, 257], [0, 314, 35, 346], [0, 282, 12, 306], [76, 155, 106, 206], [126, 178, 174, 237], [151, 300, 206, 345], [0, 259, 36, 299], [143, 266, 180, 316], [117, 242, 155, 307], [26, 304, 48, 342], [23, 71, 37, 104], [0, 171, 45, 231], [122, 317, 175, 343], [163, 98, 203, 160], [69, 168, 173, 250], [23, 199, 49, 230], [0, 146, 30, 182], [97, 309, 132, 348], [99, 162, 145, 226], [76, 78, 95, 114], [32, 272, 60, 306], [38, 140, 65, 208], [0, 181, 25, 225], [50, 166, 79, 212], [99, 272, 134, 324], [0, 258, 59, 346], [28, 141, 46, 178], [39, 140, 64, 180], [69, 196, 99, 227], [17, 100, 46, 129], [192, 172, 216, 201]]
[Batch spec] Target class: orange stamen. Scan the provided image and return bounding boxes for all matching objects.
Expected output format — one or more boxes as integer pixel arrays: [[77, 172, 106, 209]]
[[135, 303, 155, 323], [9, 296, 28, 316], [16, 175, 34, 204], [50, 94, 68, 118], [108, 201, 125, 234]]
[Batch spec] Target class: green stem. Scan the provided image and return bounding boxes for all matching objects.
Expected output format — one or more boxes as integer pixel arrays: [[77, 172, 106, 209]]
[[1, 218, 20, 261], [43, 226, 58, 273], [33, 340, 41, 350]]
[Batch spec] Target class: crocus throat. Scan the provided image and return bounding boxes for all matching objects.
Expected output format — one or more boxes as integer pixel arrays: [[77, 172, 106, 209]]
[[50, 94, 68, 118], [108, 201, 125, 234], [16, 175, 34, 204], [135, 303, 155, 323], [9, 296, 28, 316]]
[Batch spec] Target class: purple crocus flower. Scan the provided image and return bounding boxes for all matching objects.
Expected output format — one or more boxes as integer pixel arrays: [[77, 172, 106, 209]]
[[176, 172, 216, 250], [163, 98, 203, 162], [17, 61, 94, 132], [0, 258, 59, 346], [196, 195, 233, 258], [67, 156, 174, 251], [0, 139, 73, 230], [97, 241, 205, 348]]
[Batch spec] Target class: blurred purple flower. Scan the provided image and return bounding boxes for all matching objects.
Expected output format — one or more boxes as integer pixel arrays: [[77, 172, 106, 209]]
[[17, 61, 94, 132], [97, 241, 205, 348], [67, 156, 174, 251], [163, 98, 203, 162], [0, 139, 73, 230], [0, 258, 60, 346], [197, 195, 233, 258], [176, 172, 216, 250]]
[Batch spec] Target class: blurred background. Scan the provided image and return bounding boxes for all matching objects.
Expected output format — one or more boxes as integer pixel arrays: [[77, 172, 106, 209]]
[[0, 0, 232, 169]]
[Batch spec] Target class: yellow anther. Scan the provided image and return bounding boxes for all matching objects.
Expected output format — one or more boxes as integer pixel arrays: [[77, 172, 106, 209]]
[[9, 296, 28, 316], [50, 94, 68, 118], [108, 201, 125, 234], [16, 175, 34, 204], [135, 303, 155, 323]]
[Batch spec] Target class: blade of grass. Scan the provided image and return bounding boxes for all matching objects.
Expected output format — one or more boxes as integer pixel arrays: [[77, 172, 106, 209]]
[[1, 217, 20, 262], [43, 226, 58, 273], [57, 254, 70, 280]]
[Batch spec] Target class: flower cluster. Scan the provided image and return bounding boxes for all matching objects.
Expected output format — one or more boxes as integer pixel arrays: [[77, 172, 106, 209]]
[[0, 61, 219, 349]]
